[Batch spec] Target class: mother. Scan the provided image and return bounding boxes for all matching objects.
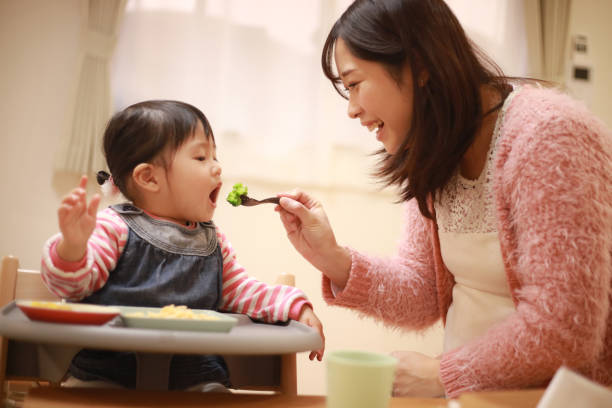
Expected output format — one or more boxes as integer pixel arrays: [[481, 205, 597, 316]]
[[276, 0, 612, 398]]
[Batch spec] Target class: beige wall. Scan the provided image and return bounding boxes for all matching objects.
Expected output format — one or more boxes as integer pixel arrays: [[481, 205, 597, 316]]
[[0, 0, 83, 268], [565, 0, 612, 127]]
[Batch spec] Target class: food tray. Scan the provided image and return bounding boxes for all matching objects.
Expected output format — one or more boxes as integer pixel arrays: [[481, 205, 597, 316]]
[[119, 306, 237, 333]]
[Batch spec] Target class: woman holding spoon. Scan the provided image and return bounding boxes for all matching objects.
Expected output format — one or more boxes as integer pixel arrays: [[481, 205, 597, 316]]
[[276, 0, 612, 398]]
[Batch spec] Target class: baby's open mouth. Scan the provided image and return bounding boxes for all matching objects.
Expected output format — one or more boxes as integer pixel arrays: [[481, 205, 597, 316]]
[[210, 185, 221, 203]]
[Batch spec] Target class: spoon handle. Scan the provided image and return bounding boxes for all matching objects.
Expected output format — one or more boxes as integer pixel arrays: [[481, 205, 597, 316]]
[[257, 197, 280, 204], [240, 195, 280, 206]]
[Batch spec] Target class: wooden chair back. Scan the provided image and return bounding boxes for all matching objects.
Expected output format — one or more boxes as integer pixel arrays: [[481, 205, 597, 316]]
[[1, 256, 60, 403]]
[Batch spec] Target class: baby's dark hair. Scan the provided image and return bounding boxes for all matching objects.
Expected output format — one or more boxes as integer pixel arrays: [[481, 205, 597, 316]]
[[101, 100, 214, 199]]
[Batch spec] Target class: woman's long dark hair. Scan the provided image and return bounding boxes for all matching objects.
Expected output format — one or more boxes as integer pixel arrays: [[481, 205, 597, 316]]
[[322, 0, 510, 219]]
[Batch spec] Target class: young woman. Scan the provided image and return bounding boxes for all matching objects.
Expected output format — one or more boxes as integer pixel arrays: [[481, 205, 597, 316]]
[[276, 0, 612, 398]]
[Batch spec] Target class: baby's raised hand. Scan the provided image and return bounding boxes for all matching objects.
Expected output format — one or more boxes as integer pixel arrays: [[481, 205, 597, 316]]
[[297, 306, 325, 361], [56, 175, 101, 262]]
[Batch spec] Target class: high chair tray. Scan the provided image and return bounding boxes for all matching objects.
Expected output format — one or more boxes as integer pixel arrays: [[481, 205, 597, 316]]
[[0, 301, 321, 354]]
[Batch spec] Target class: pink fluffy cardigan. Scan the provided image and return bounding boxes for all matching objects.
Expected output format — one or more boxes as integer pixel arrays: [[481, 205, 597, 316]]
[[322, 86, 612, 397]]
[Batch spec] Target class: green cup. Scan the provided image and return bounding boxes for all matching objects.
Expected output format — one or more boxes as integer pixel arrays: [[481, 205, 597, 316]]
[[326, 350, 398, 408]]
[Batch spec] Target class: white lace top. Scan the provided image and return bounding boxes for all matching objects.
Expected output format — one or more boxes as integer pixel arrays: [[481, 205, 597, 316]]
[[435, 89, 519, 352], [436, 88, 519, 233]]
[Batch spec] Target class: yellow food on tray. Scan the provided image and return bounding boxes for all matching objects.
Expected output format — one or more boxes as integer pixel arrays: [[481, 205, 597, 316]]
[[125, 305, 220, 320], [30, 301, 72, 310]]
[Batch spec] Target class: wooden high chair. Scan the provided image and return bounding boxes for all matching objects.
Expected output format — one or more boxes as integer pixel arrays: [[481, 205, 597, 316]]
[[0, 255, 301, 406], [0, 256, 60, 405]]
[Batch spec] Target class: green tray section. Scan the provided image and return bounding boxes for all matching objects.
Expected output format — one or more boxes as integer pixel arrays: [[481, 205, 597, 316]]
[[118, 306, 237, 333]]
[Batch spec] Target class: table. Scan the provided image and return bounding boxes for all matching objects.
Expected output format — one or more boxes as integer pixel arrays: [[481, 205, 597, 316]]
[[456, 389, 545, 407], [23, 387, 545, 408], [24, 387, 448, 408], [0, 301, 322, 391]]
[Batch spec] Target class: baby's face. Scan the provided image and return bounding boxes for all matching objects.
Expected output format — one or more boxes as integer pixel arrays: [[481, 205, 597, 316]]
[[163, 122, 222, 223]]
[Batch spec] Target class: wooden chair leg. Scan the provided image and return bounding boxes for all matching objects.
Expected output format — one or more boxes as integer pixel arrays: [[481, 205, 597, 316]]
[[280, 353, 297, 395], [275, 274, 298, 394], [0, 337, 7, 402]]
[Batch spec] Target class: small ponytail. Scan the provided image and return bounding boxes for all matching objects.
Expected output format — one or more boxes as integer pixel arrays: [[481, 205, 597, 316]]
[[96, 170, 111, 185], [96, 170, 119, 196]]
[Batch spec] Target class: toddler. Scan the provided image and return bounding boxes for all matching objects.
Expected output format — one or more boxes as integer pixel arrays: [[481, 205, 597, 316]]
[[41, 100, 324, 391]]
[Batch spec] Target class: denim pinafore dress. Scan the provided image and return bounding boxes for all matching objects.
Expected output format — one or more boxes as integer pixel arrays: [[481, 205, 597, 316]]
[[69, 203, 230, 389]]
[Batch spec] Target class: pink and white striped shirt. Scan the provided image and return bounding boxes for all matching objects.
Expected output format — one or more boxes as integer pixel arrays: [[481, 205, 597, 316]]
[[41, 207, 310, 323]]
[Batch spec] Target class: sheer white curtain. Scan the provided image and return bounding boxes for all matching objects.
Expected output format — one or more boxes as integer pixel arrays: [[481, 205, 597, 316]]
[[54, 0, 126, 175], [523, 0, 572, 82], [446, 0, 529, 77], [540, 0, 571, 83], [111, 0, 368, 186]]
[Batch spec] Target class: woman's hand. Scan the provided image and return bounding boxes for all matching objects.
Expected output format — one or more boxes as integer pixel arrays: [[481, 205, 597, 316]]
[[297, 306, 325, 361], [275, 189, 351, 288], [57, 175, 101, 262], [390, 351, 445, 397]]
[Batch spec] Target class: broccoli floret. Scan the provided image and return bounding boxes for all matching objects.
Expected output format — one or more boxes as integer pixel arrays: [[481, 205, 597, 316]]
[[226, 191, 241, 206], [226, 183, 248, 206], [232, 183, 248, 196]]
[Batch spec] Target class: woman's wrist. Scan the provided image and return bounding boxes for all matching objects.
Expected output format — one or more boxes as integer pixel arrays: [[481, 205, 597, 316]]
[[318, 245, 351, 289], [432, 358, 444, 395]]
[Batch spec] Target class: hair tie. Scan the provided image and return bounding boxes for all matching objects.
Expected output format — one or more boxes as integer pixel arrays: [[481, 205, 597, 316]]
[[96, 170, 119, 196], [96, 170, 111, 185]]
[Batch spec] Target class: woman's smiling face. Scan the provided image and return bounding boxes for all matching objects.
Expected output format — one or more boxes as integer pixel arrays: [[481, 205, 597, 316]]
[[334, 38, 415, 155]]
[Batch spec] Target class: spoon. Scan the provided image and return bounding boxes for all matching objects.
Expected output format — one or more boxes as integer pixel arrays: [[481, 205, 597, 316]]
[[239, 195, 280, 206]]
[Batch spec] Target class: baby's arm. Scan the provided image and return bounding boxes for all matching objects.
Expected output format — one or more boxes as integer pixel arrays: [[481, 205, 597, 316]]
[[215, 228, 310, 322], [41, 178, 127, 300], [216, 228, 325, 359], [296, 305, 325, 361], [56, 175, 101, 261]]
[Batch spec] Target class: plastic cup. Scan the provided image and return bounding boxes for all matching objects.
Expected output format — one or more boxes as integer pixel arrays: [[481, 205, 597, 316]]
[[326, 350, 398, 408]]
